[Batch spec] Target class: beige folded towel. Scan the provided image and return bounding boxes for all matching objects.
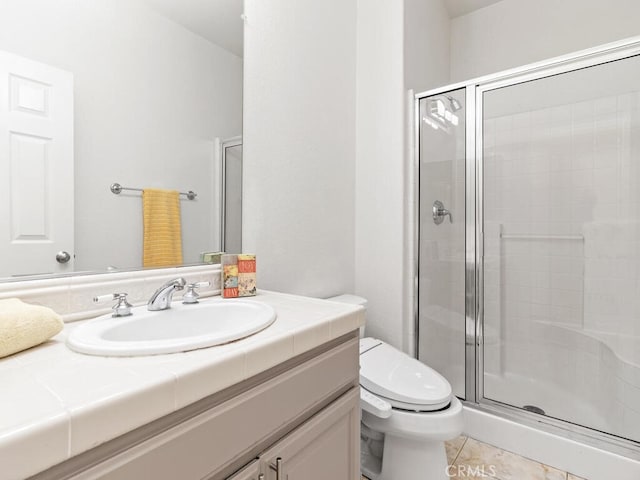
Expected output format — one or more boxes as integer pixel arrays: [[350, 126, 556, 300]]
[[0, 298, 63, 358]]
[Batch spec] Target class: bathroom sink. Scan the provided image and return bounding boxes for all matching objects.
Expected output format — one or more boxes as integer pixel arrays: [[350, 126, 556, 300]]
[[66, 299, 276, 356]]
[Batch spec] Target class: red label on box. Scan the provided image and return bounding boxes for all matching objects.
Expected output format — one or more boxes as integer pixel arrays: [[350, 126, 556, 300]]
[[238, 259, 256, 273], [223, 287, 239, 298]]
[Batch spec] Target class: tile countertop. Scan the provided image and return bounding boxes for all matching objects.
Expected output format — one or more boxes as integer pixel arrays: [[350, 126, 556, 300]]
[[0, 291, 364, 480]]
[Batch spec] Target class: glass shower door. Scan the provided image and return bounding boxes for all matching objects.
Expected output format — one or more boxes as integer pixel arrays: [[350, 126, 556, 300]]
[[481, 53, 640, 443], [221, 139, 243, 254], [418, 88, 467, 399]]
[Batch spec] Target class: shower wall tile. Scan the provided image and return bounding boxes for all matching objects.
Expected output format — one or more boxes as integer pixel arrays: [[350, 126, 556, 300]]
[[485, 92, 640, 326], [622, 382, 640, 414], [483, 87, 640, 438]]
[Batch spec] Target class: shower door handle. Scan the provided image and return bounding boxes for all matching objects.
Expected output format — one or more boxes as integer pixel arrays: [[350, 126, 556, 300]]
[[433, 200, 452, 225]]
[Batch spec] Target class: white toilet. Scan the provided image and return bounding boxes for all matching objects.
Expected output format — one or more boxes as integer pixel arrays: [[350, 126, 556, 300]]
[[327, 295, 464, 480]]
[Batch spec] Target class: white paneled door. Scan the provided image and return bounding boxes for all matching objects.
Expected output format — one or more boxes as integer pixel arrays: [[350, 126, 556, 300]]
[[0, 50, 74, 277]]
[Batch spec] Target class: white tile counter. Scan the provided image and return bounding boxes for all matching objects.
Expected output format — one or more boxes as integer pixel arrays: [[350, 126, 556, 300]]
[[0, 291, 364, 480]]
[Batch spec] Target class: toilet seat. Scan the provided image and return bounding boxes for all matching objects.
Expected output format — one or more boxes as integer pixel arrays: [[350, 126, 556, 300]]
[[360, 339, 452, 412], [361, 396, 464, 442]]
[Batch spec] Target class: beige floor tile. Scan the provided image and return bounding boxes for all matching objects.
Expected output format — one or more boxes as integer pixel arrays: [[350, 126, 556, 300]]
[[445, 435, 468, 464], [453, 438, 566, 480]]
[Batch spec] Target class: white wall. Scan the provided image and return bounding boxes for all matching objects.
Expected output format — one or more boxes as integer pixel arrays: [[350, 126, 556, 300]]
[[404, 0, 451, 93], [242, 0, 450, 351], [242, 0, 357, 298], [451, 0, 640, 81], [0, 0, 242, 272], [355, 0, 405, 349], [355, 0, 450, 352]]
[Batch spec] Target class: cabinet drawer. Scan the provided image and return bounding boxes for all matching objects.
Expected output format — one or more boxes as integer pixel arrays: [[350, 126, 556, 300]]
[[70, 337, 358, 480]]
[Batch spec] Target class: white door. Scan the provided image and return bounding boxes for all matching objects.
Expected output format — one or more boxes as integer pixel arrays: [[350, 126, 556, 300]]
[[0, 50, 74, 277]]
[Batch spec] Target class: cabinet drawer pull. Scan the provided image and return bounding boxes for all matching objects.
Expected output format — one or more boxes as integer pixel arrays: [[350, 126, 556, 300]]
[[269, 457, 283, 480]]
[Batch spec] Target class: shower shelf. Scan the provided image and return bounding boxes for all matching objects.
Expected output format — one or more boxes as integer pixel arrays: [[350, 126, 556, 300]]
[[499, 234, 584, 241]]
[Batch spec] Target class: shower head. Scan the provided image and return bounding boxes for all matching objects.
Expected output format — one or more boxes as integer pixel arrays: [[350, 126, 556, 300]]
[[445, 95, 462, 112], [425, 94, 461, 131]]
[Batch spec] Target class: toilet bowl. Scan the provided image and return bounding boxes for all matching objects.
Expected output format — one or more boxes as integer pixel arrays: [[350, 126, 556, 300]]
[[359, 338, 464, 480], [326, 294, 464, 480]]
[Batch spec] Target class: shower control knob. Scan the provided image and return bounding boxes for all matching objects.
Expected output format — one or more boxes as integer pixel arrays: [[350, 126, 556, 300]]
[[432, 200, 452, 225], [55, 251, 71, 263]]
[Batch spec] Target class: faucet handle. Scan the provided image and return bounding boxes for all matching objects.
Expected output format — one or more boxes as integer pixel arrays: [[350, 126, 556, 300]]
[[93, 293, 133, 317], [182, 282, 211, 304]]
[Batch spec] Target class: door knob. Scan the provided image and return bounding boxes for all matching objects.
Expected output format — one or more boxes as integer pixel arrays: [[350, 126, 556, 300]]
[[432, 200, 452, 225], [55, 251, 71, 263]]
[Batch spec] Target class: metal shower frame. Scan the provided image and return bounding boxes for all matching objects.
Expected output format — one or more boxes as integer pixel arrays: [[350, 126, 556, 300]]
[[414, 35, 640, 459]]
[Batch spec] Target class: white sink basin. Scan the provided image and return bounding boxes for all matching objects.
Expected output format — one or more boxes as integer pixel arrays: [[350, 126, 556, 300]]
[[66, 299, 276, 356]]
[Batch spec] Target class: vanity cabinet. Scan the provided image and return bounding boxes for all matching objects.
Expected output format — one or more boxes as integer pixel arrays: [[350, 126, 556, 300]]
[[35, 334, 360, 480], [225, 460, 260, 480], [258, 389, 359, 480], [223, 389, 359, 480]]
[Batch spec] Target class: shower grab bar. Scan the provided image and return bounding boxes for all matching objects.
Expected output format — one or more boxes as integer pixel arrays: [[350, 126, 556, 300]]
[[500, 233, 583, 241], [110, 182, 197, 200]]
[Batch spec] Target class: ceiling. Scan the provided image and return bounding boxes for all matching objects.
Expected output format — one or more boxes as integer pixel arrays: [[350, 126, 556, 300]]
[[143, 0, 244, 57], [443, 0, 504, 18], [142, 0, 504, 58]]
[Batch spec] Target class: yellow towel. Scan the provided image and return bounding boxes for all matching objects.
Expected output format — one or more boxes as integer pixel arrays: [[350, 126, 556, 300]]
[[143, 188, 184, 267], [0, 298, 63, 358]]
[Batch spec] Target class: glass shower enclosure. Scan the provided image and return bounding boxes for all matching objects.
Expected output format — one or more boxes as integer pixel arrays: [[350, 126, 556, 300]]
[[416, 38, 640, 453]]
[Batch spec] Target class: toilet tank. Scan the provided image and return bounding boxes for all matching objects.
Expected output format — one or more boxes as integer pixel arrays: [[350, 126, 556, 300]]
[[326, 294, 367, 336], [326, 294, 367, 309]]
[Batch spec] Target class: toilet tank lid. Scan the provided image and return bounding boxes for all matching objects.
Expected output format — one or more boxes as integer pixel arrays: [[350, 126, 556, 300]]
[[326, 294, 367, 308], [359, 337, 382, 354]]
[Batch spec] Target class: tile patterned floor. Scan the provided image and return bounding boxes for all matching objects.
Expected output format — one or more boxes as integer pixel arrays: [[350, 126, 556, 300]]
[[361, 435, 588, 480]]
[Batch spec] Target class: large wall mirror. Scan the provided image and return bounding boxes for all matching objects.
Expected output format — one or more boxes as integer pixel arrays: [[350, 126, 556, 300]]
[[0, 0, 243, 280]]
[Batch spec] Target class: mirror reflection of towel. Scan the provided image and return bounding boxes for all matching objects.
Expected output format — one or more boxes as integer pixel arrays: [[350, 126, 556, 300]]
[[143, 188, 183, 267]]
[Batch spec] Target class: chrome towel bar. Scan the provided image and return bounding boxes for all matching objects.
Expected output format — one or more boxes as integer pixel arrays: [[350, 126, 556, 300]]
[[500, 233, 583, 241], [110, 182, 197, 200]]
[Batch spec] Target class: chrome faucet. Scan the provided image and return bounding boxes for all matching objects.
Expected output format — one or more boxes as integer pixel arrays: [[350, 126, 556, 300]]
[[147, 277, 187, 311]]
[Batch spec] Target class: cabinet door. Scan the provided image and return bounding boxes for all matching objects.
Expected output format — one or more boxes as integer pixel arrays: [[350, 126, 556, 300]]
[[260, 388, 360, 480], [225, 459, 261, 480]]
